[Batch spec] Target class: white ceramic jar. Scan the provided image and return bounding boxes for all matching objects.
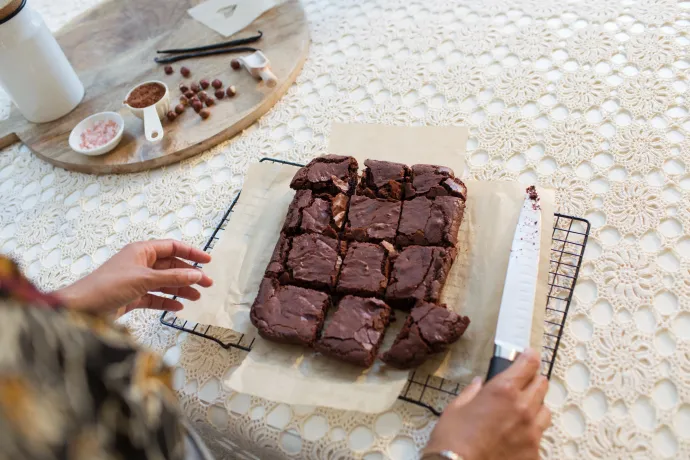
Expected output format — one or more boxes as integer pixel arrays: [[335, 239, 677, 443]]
[[0, 0, 84, 123]]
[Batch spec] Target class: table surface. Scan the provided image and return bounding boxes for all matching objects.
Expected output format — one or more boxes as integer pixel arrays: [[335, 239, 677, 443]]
[[2, 0, 689, 458]]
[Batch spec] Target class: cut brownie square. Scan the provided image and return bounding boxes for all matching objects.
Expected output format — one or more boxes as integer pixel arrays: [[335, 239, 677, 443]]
[[290, 154, 358, 196], [283, 189, 349, 238], [343, 195, 402, 243], [357, 159, 410, 200], [285, 233, 344, 290], [385, 245, 456, 309], [336, 241, 393, 298], [250, 277, 331, 347], [381, 301, 470, 369], [316, 296, 392, 367], [396, 196, 465, 247], [404, 164, 467, 201]]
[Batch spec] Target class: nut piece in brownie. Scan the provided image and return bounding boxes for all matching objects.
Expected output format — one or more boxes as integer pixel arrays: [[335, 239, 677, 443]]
[[404, 164, 467, 201], [381, 301, 470, 369], [283, 190, 349, 238], [396, 196, 465, 247], [316, 296, 392, 367], [290, 154, 358, 196], [385, 245, 456, 309], [250, 277, 331, 347], [357, 159, 410, 200], [285, 233, 345, 290], [343, 195, 402, 243], [336, 241, 394, 298]]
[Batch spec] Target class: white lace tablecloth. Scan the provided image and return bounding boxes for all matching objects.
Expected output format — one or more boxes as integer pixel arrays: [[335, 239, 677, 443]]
[[2, 0, 690, 458]]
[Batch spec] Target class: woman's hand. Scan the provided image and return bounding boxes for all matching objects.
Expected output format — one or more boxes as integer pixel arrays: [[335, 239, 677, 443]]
[[424, 349, 551, 460], [56, 239, 213, 316]]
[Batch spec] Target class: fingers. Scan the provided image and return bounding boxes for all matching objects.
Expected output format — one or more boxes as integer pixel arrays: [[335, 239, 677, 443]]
[[450, 376, 483, 409], [535, 405, 552, 433], [153, 258, 213, 287], [497, 348, 541, 390], [147, 239, 212, 264], [132, 294, 184, 312], [148, 268, 204, 288], [525, 374, 549, 405], [160, 286, 201, 301], [523, 374, 549, 418]]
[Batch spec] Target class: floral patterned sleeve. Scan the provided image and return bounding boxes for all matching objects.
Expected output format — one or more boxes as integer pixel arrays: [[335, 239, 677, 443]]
[[0, 257, 185, 460]]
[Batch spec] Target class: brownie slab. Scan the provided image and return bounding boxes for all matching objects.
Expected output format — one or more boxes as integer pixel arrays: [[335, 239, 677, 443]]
[[290, 154, 358, 196], [404, 164, 467, 201], [316, 296, 392, 367], [336, 242, 392, 298], [385, 245, 456, 309], [283, 189, 349, 238], [343, 195, 402, 243], [397, 196, 465, 247], [285, 233, 344, 290], [381, 301, 470, 369], [357, 159, 410, 200], [250, 277, 331, 347]]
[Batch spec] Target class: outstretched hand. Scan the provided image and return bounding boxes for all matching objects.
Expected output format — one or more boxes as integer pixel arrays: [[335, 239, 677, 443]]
[[424, 349, 551, 460], [56, 239, 213, 316]]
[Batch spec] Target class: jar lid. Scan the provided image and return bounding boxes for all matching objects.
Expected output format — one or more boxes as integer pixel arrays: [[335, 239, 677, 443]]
[[0, 0, 24, 24]]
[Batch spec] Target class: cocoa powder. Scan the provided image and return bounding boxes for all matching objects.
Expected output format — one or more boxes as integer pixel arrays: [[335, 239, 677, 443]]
[[126, 82, 166, 108]]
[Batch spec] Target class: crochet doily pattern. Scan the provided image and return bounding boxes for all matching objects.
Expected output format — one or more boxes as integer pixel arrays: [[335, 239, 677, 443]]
[[1, 0, 689, 458]]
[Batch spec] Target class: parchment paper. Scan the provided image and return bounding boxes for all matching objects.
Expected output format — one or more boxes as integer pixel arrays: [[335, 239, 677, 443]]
[[180, 123, 553, 412], [328, 124, 469, 178], [176, 162, 296, 331]]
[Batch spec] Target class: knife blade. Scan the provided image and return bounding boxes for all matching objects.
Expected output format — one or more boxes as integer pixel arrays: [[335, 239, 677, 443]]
[[486, 186, 542, 380]]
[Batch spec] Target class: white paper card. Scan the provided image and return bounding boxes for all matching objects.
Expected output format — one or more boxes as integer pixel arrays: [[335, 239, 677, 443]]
[[188, 0, 284, 37]]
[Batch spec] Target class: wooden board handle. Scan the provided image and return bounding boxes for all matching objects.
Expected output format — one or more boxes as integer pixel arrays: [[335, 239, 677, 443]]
[[0, 131, 19, 150]]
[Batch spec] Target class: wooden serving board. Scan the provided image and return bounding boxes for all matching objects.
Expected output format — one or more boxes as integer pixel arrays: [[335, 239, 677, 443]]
[[0, 0, 309, 174]]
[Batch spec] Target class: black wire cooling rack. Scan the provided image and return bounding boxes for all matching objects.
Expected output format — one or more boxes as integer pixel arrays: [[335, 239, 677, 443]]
[[161, 158, 591, 416]]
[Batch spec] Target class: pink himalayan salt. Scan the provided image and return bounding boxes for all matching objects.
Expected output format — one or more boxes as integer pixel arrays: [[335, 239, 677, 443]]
[[79, 120, 119, 150]]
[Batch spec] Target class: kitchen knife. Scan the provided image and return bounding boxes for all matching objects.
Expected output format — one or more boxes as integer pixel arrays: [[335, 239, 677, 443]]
[[486, 186, 541, 380]]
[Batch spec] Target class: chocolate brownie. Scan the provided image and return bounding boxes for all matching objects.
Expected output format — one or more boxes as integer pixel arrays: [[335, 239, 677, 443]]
[[285, 233, 344, 290], [290, 155, 358, 196], [381, 301, 470, 369], [357, 159, 410, 200], [250, 277, 331, 346], [385, 245, 456, 309], [396, 196, 465, 247], [343, 195, 402, 243], [283, 190, 349, 238], [316, 296, 392, 367], [265, 233, 290, 279], [404, 164, 467, 201], [336, 241, 393, 297]]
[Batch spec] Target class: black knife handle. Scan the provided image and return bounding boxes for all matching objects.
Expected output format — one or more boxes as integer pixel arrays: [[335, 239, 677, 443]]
[[486, 356, 513, 380]]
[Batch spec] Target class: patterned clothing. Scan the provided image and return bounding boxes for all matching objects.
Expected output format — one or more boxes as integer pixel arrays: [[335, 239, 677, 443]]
[[0, 257, 186, 460]]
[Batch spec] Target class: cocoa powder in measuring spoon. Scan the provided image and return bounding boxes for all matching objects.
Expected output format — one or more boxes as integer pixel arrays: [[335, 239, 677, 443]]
[[126, 82, 166, 108]]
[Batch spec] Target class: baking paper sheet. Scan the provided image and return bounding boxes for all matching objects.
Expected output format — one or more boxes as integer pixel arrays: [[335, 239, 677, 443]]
[[179, 123, 553, 412]]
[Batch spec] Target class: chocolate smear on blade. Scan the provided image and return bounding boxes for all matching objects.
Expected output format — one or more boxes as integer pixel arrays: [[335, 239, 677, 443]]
[[526, 185, 541, 210]]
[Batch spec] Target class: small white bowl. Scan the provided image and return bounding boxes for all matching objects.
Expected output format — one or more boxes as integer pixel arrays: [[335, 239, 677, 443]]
[[69, 112, 124, 156]]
